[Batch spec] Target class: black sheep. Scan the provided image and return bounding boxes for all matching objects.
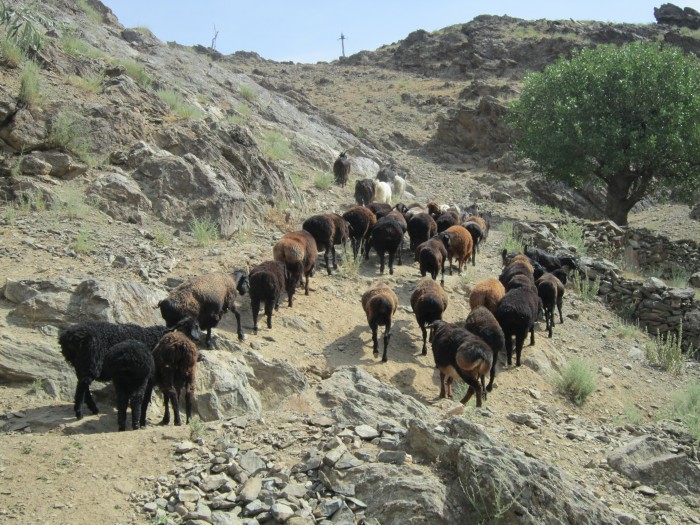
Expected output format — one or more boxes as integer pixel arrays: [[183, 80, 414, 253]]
[[415, 233, 450, 286], [368, 202, 393, 219], [364, 215, 404, 275], [249, 260, 288, 334], [333, 151, 351, 187], [494, 287, 541, 367], [525, 246, 578, 272], [407, 212, 437, 251], [376, 166, 397, 182], [342, 205, 376, 260], [354, 179, 376, 206], [536, 270, 568, 338], [102, 339, 155, 431], [463, 220, 483, 260], [410, 277, 448, 356], [59, 318, 194, 420], [158, 270, 249, 346], [302, 214, 349, 275], [436, 211, 459, 233], [464, 306, 505, 393]]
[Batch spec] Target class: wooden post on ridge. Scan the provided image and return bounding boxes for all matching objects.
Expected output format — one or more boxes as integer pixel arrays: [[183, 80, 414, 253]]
[[339, 32, 347, 58], [211, 24, 219, 50]]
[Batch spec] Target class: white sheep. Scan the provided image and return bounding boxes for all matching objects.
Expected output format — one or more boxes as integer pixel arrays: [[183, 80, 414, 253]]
[[391, 175, 406, 200], [374, 180, 392, 204]]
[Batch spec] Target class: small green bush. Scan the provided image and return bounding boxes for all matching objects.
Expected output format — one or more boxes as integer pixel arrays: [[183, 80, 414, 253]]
[[59, 34, 103, 59], [645, 321, 689, 376], [19, 60, 41, 106], [190, 216, 219, 247], [53, 188, 87, 220], [156, 89, 204, 119], [188, 415, 205, 440], [498, 221, 523, 254], [0, 35, 24, 66], [667, 382, 700, 442], [239, 85, 256, 102], [66, 72, 104, 94], [76, 0, 102, 23], [557, 217, 587, 255], [337, 250, 362, 279], [114, 58, 152, 88], [313, 171, 333, 190], [667, 265, 690, 288], [555, 358, 597, 405], [572, 272, 600, 302], [263, 131, 292, 161], [49, 110, 95, 166], [71, 228, 93, 254]]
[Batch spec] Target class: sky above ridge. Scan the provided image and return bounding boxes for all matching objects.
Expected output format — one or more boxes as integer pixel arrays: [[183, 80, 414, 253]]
[[101, 1, 700, 63]]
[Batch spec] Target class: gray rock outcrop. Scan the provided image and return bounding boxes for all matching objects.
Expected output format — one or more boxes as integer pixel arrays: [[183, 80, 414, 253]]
[[654, 3, 700, 29]]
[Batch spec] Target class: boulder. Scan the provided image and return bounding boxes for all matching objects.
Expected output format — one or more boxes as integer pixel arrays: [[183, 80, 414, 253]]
[[654, 3, 700, 29], [87, 170, 152, 224], [0, 108, 47, 151], [5, 277, 166, 328], [691, 203, 700, 221], [241, 351, 309, 410]]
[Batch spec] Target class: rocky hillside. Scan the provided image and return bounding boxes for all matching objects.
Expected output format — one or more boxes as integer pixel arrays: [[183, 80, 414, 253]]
[[0, 1, 699, 524]]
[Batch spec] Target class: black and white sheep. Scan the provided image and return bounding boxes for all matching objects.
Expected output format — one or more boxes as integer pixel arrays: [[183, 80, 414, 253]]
[[415, 232, 450, 286], [302, 213, 350, 275], [494, 286, 541, 367], [361, 282, 399, 362], [152, 317, 203, 426], [364, 215, 405, 275], [524, 246, 578, 272], [102, 339, 155, 431], [249, 260, 289, 334], [464, 306, 505, 393], [354, 179, 376, 206], [273, 230, 319, 307], [333, 151, 351, 187], [58, 317, 197, 420], [158, 270, 249, 347], [410, 277, 448, 356], [342, 205, 376, 260], [429, 320, 493, 407]]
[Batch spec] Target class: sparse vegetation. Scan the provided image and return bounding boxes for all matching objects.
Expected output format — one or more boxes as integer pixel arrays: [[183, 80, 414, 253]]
[[17, 190, 46, 213], [337, 251, 362, 279], [71, 228, 93, 254], [76, 0, 102, 23], [113, 58, 152, 88], [190, 216, 219, 247], [188, 415, 205, 440], [66, 72, 104, 94], [27, 378, 43, 395], [0, 35, 24, 66], [19, 60, 42, 106], [239, 85, 256, 103], [555, 358, 597, 406], [666, 265, 690, 288], [49, 110, 96, 166], [0, 0, 55, 54], [53, 187, 88, 220], [667, 382, 700, 442], [460, 464, 516, 525], [556, 217, 587, 255], [156, 89, 204, 119], [262, 131, 292, 161], [498, 221, 523, 254], [59, 34, 104, 59], [4, 198, 16, 225], [645, 321, 689, 376], [572, 272, 600, 302], [313, 171, 333, 190]]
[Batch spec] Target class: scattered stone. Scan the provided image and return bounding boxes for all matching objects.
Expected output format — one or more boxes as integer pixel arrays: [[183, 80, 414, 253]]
[[354, 424, 379, 440]]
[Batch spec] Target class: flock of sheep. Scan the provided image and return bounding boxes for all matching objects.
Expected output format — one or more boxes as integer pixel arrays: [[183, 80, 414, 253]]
[[56, 152, 576, 431]]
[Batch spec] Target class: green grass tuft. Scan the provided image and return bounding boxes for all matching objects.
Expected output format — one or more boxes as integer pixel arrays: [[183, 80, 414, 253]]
[[0, 35, 24, 67], [156, 89, 204, 119], [19, 60, 41, 107], [667, 382, 700, 442], [65, 72, 104, 94], [190, 216, 219, 247], [313, 171, 333, 190], [554, 358, 597, 406], [263, 131, 292, 161], [557, 216, 587, 255], [645, 320, 690, 376], [239, 85, 256, 103], [572, 272, 600, 302], [498, 221, 523, 254], [113, 58, 152, 88], [76, 0, 103, 23], [71, 228, 93, 254], [49, 110, 96, 166]]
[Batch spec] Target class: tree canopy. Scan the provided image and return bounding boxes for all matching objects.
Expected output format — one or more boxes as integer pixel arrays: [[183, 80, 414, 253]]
[[507, 42, 700, 225]]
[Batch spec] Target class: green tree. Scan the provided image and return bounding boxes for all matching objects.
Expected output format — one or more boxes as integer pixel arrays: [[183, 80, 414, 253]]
[[508, 42, 700, 225]]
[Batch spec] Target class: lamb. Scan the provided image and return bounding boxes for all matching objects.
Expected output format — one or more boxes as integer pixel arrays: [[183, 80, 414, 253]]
[[469, 278, 506, 313], [415, 233, 450, 286], [302, 213, 349, 275], [407, 212, 437, 251], [464, 306, 505, 393], [361, 282, 399, 362], [524, 246, 578, 272], [102, 339, 155, 431], [158, 270, 249, 347], [58, 316, 198, 420], [342, 205, 376, 260], [273, 230, 318, 307], [364, 215, 405, 275], [374, 180, 392, 204], [536, 270, 567, 338], [410, 277, 448, 356], [444, 225, 474, 273], [494, 286, 541, 367], [354, 179, 376, 206], [249, 260, 289, 334], [429, 320, 493, 407], [333, 151, 351, 187], [152, 316, 203, 426]]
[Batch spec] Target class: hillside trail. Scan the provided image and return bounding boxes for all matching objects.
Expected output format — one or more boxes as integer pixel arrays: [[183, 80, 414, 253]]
[[0, 153, 699, 524]]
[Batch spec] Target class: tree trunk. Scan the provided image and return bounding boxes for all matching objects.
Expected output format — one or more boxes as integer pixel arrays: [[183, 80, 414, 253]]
[[604, 175, 639, 226]]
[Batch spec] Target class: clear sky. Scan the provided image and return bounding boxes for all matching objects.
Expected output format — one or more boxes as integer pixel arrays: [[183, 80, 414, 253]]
[[101, 1, 700, 64]]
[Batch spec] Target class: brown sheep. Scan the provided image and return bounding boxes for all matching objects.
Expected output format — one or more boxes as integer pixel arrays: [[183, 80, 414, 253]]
[[444, 225, 474, 273], [342, 205, 376, 260], [469, 278, 506, 313], [536, 270, 567, 338], [464, 306, 505, 393], [361, 282, 399, 363], [152, 317, 203, 426], [465, 214, 489, 241], [410, 277, 448, 356], [333, 151, 351, 187], [273, 230, 318, 307], [302, 214, 349, 275], [415, 233, 450, 286]]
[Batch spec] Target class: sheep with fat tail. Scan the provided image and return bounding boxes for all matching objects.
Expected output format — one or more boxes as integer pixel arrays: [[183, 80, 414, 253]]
[[464, 306, 505, 393], [158, 270, 249, 347], [410, 277, 448, 356], [273, 230, 318, 307], [361, 282, 399, 363]]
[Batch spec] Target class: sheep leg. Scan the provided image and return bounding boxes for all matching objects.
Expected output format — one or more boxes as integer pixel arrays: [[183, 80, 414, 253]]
[[324, 248, 332, 275], [379, 252, 386, 274], [557, 299, 564, 324], [286, 277, 295, 307], [547, 308, 553, 338], [446, 376, 453, 398], [505, 334, 514, 366], [304, 271, 311, 296], [205, 328, 213, 348], [139, 380, 154, 428], [439, 371, 447, 398], [529, 323, 536, 346], [515, 332, 527, 367], [264, 299, 274, 330], [251, 297, 261, 334], [449, 256, 454, 276], [420, 324, 428, 356], [116, 388, 129, 432], [171, 387, 182, 426], [388, 250, 396, 275], [486, 354, 497, 392], [159, 392, 171, 425], [332, 245, 338, 270], [130, 389, 144, 430], [185, 386, 194, 425], [397, 243, 402, 266], [370, 322, 379, 357], [381, 320, 391, 363], [73, 378, 94, 419], [459, 385, 475, 406], [231, 304, 244, 341], [440, 259, 446, 287], [84, 388, 99, 416]]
